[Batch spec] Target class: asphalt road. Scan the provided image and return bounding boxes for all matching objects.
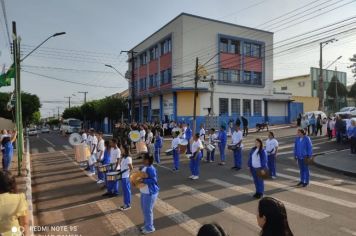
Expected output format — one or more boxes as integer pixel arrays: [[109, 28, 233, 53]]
[[29, 128, 356, 236]]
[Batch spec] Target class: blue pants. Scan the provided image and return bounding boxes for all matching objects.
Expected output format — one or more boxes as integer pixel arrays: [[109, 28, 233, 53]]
[[3, 153, 13, 171], [89, 164, 95, 174], [297, 158, 310, 184], [189, 152, 202, 176], [186, 141, 191, 154], [267, 154, 276, 177], [121, 178, 131, 206], [219, 143, 226, 162], [107, 179, 119, 194], [173, 149, 179, 170], [233, 148, 242, 168], [250, 167, 264, 194], [154, 148, 160, 163], [207, 148, 215, 161], [141, 192, 158, 232]]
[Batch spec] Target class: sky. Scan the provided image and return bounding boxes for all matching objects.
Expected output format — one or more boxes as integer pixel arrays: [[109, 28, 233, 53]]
[[0, 0, 355, 117]]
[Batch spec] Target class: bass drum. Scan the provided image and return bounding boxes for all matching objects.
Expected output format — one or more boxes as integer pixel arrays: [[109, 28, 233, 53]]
[[129, 130, 140, 142], [179, 139, 188, 154]]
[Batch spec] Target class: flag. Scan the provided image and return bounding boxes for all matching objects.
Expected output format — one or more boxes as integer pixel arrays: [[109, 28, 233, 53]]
[[0, 64, 15, 87]]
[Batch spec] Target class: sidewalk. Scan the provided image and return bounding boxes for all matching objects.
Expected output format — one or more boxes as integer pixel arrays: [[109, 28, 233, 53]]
[[314, 148, 356, 177]]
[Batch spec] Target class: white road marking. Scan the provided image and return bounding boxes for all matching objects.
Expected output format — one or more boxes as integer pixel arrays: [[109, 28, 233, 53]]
[[43, 138, 55, 147], [208, 179, 329, 220], [135, 194, 201, 235], [96, 200, 140, 235], [47, 147, 55, 153], [63, 145, 72, 150], [277, 173, 356, 195], [31, 148, 39, 154], [174, 184, 259, 230], [285, 168, 356, 185], [235, 174, 356, 208], [340, 227, 356, 235]]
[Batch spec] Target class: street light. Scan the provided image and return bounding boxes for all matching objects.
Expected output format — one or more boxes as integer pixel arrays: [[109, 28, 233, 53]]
[[325, 56, 342, 70], [104, 64, 127, 80]]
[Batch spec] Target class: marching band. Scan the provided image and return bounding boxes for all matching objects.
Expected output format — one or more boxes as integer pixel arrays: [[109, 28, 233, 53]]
[[73, 121, 314, 235]]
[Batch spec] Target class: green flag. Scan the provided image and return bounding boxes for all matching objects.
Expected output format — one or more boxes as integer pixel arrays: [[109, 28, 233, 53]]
[[0, 64, 15, 87]]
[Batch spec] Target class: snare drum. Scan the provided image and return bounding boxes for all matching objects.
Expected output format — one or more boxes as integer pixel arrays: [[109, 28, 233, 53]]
[[205, 144, 215, 152], [165, 148, 173, 155], [98, 163, 114, 173], [228, 144, 238, 150], [106, 171, 121, 181], [179, 139, 188, 154]]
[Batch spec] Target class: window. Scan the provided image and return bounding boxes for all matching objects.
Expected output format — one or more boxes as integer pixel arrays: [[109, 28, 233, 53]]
[[220, 38, 228, 53], [231, 99, 241, 115], [160, 69, 172, 85], [230, 40, 240, 54], [298, 81, 305, 87], [243, 71, 251, 84], [281, 86, 288, 91], [154, 73, 158, 87], [149, 46, 158, 61], [231, 70, 240, 83], [140, 52, 147, 66], [219, 98, 229, 116], [251, 44, 261, 57], [244, 43, 251, 56], [161, 38, 172, 55], [220, 69, 229, 82], [253, 100, 262, 116], [243, 99, 251, 116], [149, 75, 154, 88], [252, 72, 262, 85]]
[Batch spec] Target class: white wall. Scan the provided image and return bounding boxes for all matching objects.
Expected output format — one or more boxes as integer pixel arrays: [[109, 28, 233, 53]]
[[151, 96, 160, 110], [268, 102, 287, 116]]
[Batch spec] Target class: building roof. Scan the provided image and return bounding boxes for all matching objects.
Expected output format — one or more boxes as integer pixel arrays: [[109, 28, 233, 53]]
[[130, 12, 273, 52], [273, 74, 310, 82], [111, 89, 129, 98]]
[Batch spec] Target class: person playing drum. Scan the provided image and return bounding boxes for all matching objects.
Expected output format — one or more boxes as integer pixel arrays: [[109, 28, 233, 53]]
[[231, 125, 243, 170], [102, 139, 121, 197], [199, 124, 205, 159], [182, 123, 192, 154], [189, 133, 204, 180], [171, 131, 180, 172], [96, 132, 105, 184], [206, 128, 217, 162], [217, 125, 227, 166], [154, 130, 163, 163], [120, 144, 133, 211]]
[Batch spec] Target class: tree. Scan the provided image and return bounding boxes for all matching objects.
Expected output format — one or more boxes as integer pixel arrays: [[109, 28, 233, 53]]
[[348, 82, 356, 103], [31, 111, 41, 125], [326, 75, 348, 111], [350, 54, 356, 78], [62, 106, 82, 120]]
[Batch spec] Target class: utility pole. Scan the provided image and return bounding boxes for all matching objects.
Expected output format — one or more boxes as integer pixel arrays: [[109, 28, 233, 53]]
[[57, 106, 60, 119], [335, 66, 339, 112], [78, 91, 88, 103], [193, 57, 199, 134], [64, 96, 71, 108], [121, 50, 137, 122]]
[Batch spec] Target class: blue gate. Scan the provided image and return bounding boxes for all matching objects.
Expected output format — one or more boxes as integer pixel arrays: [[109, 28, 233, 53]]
[[290, 102, 304, 121]]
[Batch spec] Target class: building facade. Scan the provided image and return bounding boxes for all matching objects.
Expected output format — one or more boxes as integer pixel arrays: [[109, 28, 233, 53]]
[[128, 13, 292, 128]]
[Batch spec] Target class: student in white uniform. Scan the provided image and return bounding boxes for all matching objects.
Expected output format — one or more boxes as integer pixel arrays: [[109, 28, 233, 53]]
[[103, 138, 121, 197], [88, 130, 98, 175], [206, 128, 217, 162], [265, 131, 279, 179], [96, 132, 105, 184], [231, 126, 243, 170], [81, 130, 87, 143], [171, 131, 180, 172], [146, 128, 154, 155], [139, 126, 146, 142], [189, 133, 204, 180], [120, 144, 133, 211], [199, 125, 205, 158]]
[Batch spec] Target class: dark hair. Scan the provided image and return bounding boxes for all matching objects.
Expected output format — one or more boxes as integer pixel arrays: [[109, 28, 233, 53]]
[[111, 138, 118, 144], [197, 223, 227, 236], [297, 128, 306, 135], [104, 140, 110, 148], [0, 171, 17, 193], [143, 153, 154, 165], [1, 136, 10, 146], [210, 128, 215, 132], [268, 131, 274, 138], [258, 197, 293, 236], [255, 138, 263, 152], [122, 144, 130, 158], [195, 133, 200, 139]]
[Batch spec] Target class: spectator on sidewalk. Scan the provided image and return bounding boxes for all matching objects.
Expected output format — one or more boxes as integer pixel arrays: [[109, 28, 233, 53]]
[[296, 113, 302, 127], [326, 116, 335, 140], [197, 223, 228, 236], [335, 116, 346, 144], [347, 120, 356, 154], [315, 114, 323, 136], [257, 197, 294, 236], [300, 116, 309, 134], [294, 129, 313, 187], [0, 171, 29, 236], [1, 130, 17, 172], [309, 114, 316, 135], [235, 117, 241, 128], [241, 116, 249, 137]]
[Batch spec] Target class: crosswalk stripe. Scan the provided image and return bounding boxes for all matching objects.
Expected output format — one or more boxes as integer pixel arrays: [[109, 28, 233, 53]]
[[96, 200, 140, 235], [63, 145, 72, 150], [31, 148, 39, 154], [47, 147, 55, 153], [277, 173, 356, 195], [235, 174, 356, 208], [174, 184, 259, 230], [285, 168, 356, 185], [207, 179, 329, 220], [339, 227, 356, 236], [136, 194, 201, 235]]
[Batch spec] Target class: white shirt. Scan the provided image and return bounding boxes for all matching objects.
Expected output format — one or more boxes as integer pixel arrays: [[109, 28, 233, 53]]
[[91, 136, 98, 154], [139, 166, 150, 194], [208, 133, 218, 145], [120, 156, 132, 178], [172, 137, 180, 149], [140, 129, 146, 142], [266, 138, 278, 155], [87, 134, 93, 146], [146, 131, 153, 145], [182, 127, 187, 139], [110, 147, 121, 165], [191, 139, 204, 153], [97, 139, 105, 158], [231, 130, 243, 148], [199, 128, 206, 141], [81, 133, 87, 142], [252, 149, 261, 168]]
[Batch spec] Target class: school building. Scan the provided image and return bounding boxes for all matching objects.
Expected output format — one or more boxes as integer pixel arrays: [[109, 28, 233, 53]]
[[128, 13, 295, 128]]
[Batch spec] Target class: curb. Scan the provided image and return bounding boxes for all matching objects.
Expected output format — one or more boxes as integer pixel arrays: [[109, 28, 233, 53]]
[[25, 137, 35, 235], [313, 152, 356, 178]]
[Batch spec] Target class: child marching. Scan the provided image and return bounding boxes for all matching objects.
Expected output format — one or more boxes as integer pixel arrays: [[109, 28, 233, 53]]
[[171, 131, 181, 172], [217, 125, 227, 166], [294, 129, 313, 187], [120, 144, 133, 211], [206, 128, 217, 162], [189, 133, 204, 180], [265, 131, 279, 179], [154, 130, 163, 163], [231, 125, 243, 170]]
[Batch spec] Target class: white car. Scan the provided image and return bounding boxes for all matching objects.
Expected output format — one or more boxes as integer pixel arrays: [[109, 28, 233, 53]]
[[41, 127, 50, 133], [335, 107, 356, 117], [28, 128, 37, 136], [304, 111, 327, 122]]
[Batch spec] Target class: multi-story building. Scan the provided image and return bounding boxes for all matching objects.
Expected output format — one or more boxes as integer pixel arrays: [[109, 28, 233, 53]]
[[128, 13, 292, 127], [274, 67, 347, 112]]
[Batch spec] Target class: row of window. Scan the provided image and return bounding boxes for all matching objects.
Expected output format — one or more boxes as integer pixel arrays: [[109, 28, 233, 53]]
[[219, 98, 262, 116], [219, 69, 262, 85], [219, 38, 262, 57], [137, 38, 172, 67], [138, 68, 172, 91]]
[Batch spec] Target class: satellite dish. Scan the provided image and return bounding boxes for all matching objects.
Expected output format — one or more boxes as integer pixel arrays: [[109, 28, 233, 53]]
[[69, 133, 82, 145]]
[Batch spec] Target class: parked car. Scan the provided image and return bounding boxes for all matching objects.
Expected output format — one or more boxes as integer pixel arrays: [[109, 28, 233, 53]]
[[28, 128, 37, 136], [304, 111, 327, 122], [335, 107, 356, 117], [41, 127, 50, 133]]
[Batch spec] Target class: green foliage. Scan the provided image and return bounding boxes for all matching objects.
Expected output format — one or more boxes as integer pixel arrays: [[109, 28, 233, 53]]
[[350, 54, 356, 78], [348, 82, 356, 99], [47, 118, 60, 126], [62, 106, 82, 120], [31, 111, 41, 124], [326, 75, 348, 98]]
